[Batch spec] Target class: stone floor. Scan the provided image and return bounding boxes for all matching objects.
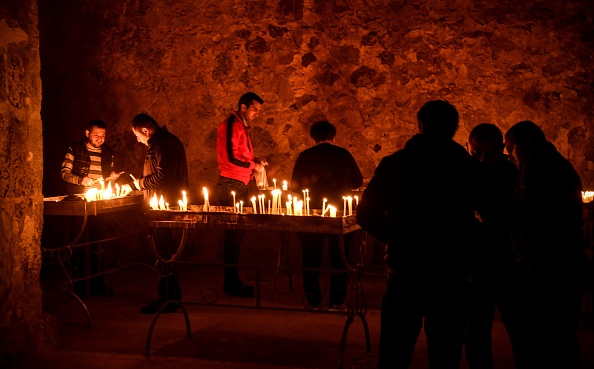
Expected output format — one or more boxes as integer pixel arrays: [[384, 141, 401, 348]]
[[11, 262, 594, 369]]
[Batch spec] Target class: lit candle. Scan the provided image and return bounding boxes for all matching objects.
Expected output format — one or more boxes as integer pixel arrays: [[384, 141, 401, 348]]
[[282, 180, 288, 191], [271, 190, 278, 214], [354, 195, 359, 207], [286, 201, 292, 215], [104, 182, 113, 199], [273, 178, 277, 190], [342, 196, 347, 217], [236, 203, 240, 213], [306, 197, 310, 216], [268, 199, 271, 214], [329, 206, 337, 218], [347, 196, 353, 216], [231, 191, 236, 212], [583, 191, 594, 203], [322, 198, 327, 217], [322, 202, 332, 217], [149, 193, 158, 209], [251, 196, 257, 214], [159, 195, 166, 210], [294, 200, 303, 216], [166, 202, 169, 211], [239, 200, 243, 214], [203, 187, 210, 212], [115, 183, 121, 197], [182, 190, 187, 211], [99, 178, 105, 198], [178, 199, 184, 210]]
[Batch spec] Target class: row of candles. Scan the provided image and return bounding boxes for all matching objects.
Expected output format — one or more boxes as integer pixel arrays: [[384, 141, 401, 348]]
[[85, 179, 133, 201], [148, 187, 360, 217]]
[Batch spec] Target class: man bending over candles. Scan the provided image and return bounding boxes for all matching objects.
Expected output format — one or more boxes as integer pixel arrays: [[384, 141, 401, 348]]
[[123, 113, 189, 314], [357, 100, 482, 368], [290, 120, 363, 310], [215, 92, 267, 298]]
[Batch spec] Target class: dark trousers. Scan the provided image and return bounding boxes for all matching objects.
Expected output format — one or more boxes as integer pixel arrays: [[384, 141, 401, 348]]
[[152, 227, 183, 301], [297, 233, 352, 307], [510, 273, 584, 369], [378, 272, 467, 369], [464, 265, 520, 369], [216, 176, 250, 289]]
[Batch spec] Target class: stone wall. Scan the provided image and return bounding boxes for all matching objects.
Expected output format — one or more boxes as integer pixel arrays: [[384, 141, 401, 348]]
[[0, 0, 56, 365], [40, 0, 594, 199]]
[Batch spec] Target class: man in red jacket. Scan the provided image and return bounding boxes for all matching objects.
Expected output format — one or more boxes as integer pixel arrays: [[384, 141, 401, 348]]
[[216, 92, 267, 298]]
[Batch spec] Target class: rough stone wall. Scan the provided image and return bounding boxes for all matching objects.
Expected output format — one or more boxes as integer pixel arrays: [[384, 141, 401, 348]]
[[41, 0, 594, 199], [0, 0, 56, 365]]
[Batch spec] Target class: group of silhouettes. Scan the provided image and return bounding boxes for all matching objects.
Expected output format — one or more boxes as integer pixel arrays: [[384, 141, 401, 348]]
[[357, 100, 589, 369]]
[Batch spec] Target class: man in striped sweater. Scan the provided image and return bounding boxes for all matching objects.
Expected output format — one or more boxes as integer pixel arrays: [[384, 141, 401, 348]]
[[61, 119, 121, 195], [59, 119, 121, 297]]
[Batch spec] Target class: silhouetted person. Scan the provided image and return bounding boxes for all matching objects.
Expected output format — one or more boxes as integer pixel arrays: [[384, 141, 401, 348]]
[[504, 120, 587, 369], [464, 123, 519, 369], [357, 100, 481, 369], [215, 92, 267, 298], [290, 120, 363, 310]]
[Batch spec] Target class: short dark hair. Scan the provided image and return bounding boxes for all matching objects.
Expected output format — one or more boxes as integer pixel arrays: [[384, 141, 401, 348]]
[[469, 123, 503, 147], [504, 120, 546, 148], [310, 121, 336, 143], [417, 100, 459, 137], [238, 92, 264, 110], [131, 113, 159, 130], [87, 119, 106, 131]]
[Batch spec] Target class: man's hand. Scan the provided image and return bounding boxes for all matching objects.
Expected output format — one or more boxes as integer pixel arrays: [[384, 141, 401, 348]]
[[106, 171, 125, 182], [254, 163, 266, 173], [80, 177, 94, 186], [121, 184, 133, 195]]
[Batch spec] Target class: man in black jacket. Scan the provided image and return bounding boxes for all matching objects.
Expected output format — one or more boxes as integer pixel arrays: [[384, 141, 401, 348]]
[[504, 121, 587, 369], [357, 100, 481, 369], [124, 113, 189, 314], [290, 120, 363, 310]]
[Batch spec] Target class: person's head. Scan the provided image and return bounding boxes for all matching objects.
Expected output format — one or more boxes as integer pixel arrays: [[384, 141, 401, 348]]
[[237, 92, 263, 123], [417, 100, 459, 138], [504, 120, 547, 169], [468, 123, 504, 161], [310, 121, 336, 144], [85, 119, 107, 148], [131, 113, 160, 146]]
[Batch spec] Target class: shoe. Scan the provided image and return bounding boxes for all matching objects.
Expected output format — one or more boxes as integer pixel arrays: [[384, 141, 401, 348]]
[[328, 304, 348, 312], [90, 285, 115, 297], [305, 303, 319, 311], [140, 299, 180, 314], [223, 284, 255, 298]]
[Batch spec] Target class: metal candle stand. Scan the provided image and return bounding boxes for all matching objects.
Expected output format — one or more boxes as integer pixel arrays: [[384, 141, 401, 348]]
[[42, 193, 153, 326], [144, 205, 371, 369]]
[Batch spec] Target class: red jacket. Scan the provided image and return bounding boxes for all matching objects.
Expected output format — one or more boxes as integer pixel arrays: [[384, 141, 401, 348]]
[[216, 111, 255, 185]]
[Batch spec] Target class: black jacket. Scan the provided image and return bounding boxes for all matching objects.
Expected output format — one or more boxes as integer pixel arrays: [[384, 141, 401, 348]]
[[138, 126, 189, 205], [357, 134, 482, 277]]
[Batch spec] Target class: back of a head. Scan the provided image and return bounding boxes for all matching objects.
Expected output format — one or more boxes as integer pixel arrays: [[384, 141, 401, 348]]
[[469, 123, 504, 155], [238, 92, 264, 109], [132, 113, 159, 130], [417, 100, 459, 138], [310, 121, 336, 143], [87, 119, 107, 131], [504, 120, 546, 149]]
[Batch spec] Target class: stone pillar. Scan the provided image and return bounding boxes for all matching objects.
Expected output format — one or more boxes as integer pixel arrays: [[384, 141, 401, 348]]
[[0, 0, 56, 366]]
